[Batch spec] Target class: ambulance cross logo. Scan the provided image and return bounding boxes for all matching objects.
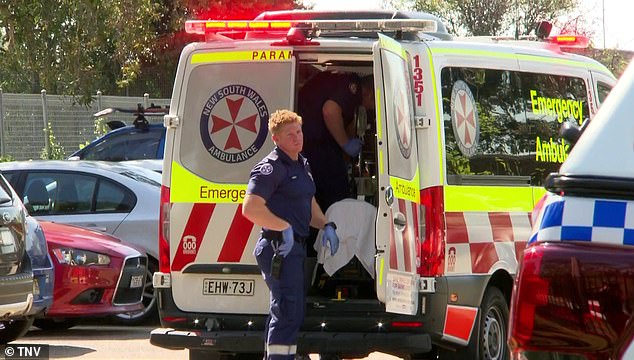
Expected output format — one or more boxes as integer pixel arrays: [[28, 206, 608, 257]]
[[200, 84, 268, 163], [394, 88, 412, 158], [450, 80, 479, 157]]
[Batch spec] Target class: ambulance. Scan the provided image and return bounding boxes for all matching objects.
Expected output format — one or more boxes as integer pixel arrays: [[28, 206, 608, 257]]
[[150, 10, 616, 360]]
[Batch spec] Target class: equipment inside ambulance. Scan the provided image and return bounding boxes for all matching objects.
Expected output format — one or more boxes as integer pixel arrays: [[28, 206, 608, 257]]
[[150, 9, 616, 360]]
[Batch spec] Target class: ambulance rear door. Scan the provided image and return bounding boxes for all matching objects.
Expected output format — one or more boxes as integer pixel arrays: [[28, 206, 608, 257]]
[[168, 44, 295, 314], [373, 34, 420, 316]]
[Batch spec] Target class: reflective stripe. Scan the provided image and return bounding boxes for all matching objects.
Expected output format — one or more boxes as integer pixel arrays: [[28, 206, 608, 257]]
[[170, 161, 246, 203], [444, 185, 534, 212], [379, 150, 384, 175], [379, 35, 407, 59], [191, 50, 293, 64], [375, 87, 383, 140], [443, 305, 478, 345], [431, 47, 609, 73], [389, 168, 420, 203], [267, 344, 297, 355], [426, 46, 443, 184]]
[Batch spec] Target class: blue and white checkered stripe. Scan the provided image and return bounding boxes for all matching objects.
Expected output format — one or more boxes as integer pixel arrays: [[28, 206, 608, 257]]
[[529, 193, 634, 246]]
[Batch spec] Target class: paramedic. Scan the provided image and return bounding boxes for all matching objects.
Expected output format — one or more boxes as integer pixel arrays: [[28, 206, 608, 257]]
[[242, 109, 340, 360], [298, 72, 375, 211]]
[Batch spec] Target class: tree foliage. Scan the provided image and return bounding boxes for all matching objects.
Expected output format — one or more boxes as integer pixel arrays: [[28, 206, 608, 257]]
[[408, 0, 577, 36], [0, 0, 162, 104], [0, 0, 300, 103]]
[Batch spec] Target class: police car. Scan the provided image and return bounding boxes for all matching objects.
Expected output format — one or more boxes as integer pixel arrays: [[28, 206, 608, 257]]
[[150, 10, 616, 360], [509, 61, 634, 360]]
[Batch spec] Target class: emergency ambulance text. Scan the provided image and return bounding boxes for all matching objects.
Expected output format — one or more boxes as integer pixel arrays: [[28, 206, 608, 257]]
[[200, 186, 246, 202], [535, 136, 569, 164], [530, 90, 584, 125]]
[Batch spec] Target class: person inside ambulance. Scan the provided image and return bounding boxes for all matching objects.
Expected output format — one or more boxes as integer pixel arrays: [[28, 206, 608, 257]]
[[298, 71, 375, 212], [242, 109, 340, 360]]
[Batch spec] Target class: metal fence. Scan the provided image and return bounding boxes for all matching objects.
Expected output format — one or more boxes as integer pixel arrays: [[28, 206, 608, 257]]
[[0, 90, 170, 160]]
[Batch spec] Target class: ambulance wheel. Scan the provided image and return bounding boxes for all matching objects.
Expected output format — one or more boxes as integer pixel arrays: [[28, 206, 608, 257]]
[[437, 286, 509, 360], [478, 287, 509, 360], [113, 257, 158, 325]]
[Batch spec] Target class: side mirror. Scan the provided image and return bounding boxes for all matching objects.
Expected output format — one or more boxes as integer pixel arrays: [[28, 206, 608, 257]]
[[559, 120, 589, 146]]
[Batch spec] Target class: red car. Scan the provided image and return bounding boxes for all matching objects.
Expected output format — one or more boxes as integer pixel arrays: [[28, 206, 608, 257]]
[[32, 221, 147, 330]]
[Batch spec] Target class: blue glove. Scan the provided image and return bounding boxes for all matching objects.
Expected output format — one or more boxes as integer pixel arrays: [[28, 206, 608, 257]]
[[322, 222, 339, 256], [342, 138, 363, 157], [278, 226, 294, 257]]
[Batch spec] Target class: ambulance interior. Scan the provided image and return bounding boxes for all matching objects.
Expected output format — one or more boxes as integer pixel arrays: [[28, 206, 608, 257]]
[[295, 57, 380, 302]]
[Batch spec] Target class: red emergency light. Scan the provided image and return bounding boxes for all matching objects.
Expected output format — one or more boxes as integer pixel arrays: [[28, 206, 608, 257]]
[[546, 35, 590, 48], [185, 20, 292, 35]]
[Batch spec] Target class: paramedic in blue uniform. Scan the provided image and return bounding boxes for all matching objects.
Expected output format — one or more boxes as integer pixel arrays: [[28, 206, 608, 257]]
[[298, 72, 375, 211], [242, 109, 340, 360]]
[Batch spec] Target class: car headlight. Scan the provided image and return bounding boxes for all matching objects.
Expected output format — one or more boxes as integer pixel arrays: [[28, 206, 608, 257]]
[[52, 248, 110, 266]]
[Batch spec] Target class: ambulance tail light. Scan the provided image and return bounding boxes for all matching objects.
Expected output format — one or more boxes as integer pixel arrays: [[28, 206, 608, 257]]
[[509, 245, 548, 351], [418, 186, 445, 277], [546, 35, 589, 48], [159, 185, 171, 273]]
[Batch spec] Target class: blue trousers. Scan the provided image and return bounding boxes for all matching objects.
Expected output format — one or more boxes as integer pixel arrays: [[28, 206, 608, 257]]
[[254, 237, 306, 360]]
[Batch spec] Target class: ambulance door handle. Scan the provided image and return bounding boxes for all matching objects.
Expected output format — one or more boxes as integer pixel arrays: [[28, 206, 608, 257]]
[[393, 212, 407, 232]]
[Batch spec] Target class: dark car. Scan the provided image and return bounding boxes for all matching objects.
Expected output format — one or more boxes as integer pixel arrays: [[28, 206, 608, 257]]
[[509, 62, 634, 359], [69, 104, 168, 162], [69, 123, 166, 161], [0, 174, 34, 344]]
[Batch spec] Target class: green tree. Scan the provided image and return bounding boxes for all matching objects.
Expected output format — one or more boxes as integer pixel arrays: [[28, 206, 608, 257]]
[[0, 0, 161, 104], [135, 0, 301, 97], [403, 0, 577, 36]]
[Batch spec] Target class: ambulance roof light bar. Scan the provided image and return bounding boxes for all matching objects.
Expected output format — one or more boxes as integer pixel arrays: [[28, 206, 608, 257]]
[[546, 35, 590, 48], [185, 19, 438, 36]]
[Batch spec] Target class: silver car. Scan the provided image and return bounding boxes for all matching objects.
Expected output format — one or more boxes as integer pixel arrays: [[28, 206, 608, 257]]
[[0, 160, 160, 324]]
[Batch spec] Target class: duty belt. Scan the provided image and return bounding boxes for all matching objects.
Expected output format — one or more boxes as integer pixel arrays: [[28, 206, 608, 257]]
[[261, 229, 307, 245]]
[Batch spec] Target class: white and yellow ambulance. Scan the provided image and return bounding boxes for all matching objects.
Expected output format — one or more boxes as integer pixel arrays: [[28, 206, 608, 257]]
[[150, 10, 616, 360]]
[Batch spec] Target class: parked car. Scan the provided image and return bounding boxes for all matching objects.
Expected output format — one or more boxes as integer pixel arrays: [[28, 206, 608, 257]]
[[0, 174, 34, 344], [33, 221, 146, 330], [68, 105, 167, 162], [22, 216, 55, 322], [509, 62, 634, 359], [121, 159, 163, 173], [0, 160, 160, 324]]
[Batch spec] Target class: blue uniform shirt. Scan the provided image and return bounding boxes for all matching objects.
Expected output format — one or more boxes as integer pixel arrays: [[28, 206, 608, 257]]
[[298, 72, 361, 152], [246, 147, 316, 237]]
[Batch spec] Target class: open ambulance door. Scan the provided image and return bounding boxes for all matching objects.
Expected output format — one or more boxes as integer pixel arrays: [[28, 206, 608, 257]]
[[373, 34, 421, 316], [168, 45, 295, 315]]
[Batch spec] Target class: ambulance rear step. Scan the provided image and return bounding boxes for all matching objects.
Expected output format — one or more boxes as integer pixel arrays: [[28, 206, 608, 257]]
[[150, 327, 432, 356]]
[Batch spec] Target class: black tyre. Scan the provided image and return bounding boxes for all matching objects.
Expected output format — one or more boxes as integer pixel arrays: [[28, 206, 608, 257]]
[[438, 287, 509, 360], [479, 287, 509, 360], [113, 257, 158, 325], [33, 318, 76, 331], [189, 350, 263, 360], [0, 316, 34, 344]]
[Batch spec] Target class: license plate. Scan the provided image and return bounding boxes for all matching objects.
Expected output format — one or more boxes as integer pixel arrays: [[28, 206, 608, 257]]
[[130, 275, 144, 288], [203, 279, 254, 296]]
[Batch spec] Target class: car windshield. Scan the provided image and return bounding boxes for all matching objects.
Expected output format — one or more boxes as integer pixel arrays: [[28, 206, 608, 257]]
[[0, 175, 13, 205]]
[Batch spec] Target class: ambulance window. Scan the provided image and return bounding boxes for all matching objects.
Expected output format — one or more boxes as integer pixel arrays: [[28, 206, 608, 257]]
[[521, 72, 589, 184], [178, 60, 293, 183], [381, 50, 416, 180], [441, 67, 527, 185], [597, 81, 612, 104]]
